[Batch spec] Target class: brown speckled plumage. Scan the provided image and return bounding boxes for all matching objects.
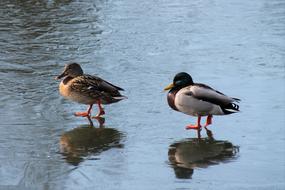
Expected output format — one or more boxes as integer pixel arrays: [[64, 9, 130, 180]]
[[67, 74, 124, 104], [56, 63, 126, 117]]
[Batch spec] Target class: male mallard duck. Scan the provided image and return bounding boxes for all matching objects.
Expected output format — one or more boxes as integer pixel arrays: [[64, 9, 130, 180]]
[[164, 72, 240, 131], [56, 63, 126, 118]]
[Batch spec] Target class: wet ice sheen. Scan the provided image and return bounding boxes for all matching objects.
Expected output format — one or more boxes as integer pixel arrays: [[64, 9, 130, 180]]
[[0, 0, 284, 189]]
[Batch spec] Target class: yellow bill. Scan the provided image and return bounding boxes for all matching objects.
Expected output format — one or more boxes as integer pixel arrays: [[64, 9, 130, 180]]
[[164, 83, 174, 91]]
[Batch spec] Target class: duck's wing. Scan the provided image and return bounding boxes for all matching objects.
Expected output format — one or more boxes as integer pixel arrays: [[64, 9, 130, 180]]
[[103, 79, 124, 91], [87, 74, 124, 91], [70, 75, 124, 98], [188, 83, 240, 106], [83, 75, 123, 91]]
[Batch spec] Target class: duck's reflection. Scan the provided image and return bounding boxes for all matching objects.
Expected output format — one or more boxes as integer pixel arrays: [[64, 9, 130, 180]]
[[60, 117, 123, 165], [168, 130, 239, 179], [86, 116, 105, 128]]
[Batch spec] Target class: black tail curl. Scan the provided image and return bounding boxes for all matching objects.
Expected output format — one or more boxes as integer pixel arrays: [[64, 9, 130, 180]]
[[222, 103, 240, 114]]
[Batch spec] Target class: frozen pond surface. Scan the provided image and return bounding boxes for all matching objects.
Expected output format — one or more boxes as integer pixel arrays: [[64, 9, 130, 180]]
[[0, 0, 284, 189]]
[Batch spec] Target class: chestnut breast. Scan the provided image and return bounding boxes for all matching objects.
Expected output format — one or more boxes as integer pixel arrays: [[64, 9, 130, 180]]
[[167, 89, 179, 111], [59, 77, 72, 98]]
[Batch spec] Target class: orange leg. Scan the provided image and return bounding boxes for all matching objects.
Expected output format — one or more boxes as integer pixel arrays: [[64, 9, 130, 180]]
[[92, 100, 105, 118], [204, 115, 213, 128], [74, 104, 93, 117], [186, 116, 202, 130]]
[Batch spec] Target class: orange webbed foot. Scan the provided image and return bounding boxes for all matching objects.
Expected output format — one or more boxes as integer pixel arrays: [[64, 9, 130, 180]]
[[74, 112, 90, 117], [186, 124, 202, 130]]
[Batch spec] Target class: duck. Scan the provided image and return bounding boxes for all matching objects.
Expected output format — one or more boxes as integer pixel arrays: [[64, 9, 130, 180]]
[[164, 72, 240, 132], [56, 63, 126, 118]]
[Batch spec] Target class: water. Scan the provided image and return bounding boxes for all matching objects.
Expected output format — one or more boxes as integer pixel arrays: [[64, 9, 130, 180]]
[[0, 0, 284, 189]]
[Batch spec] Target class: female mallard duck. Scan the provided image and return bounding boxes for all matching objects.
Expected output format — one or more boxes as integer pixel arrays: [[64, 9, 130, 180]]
[[56, 63, 126, 118], [164, 72, 240, 131]]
